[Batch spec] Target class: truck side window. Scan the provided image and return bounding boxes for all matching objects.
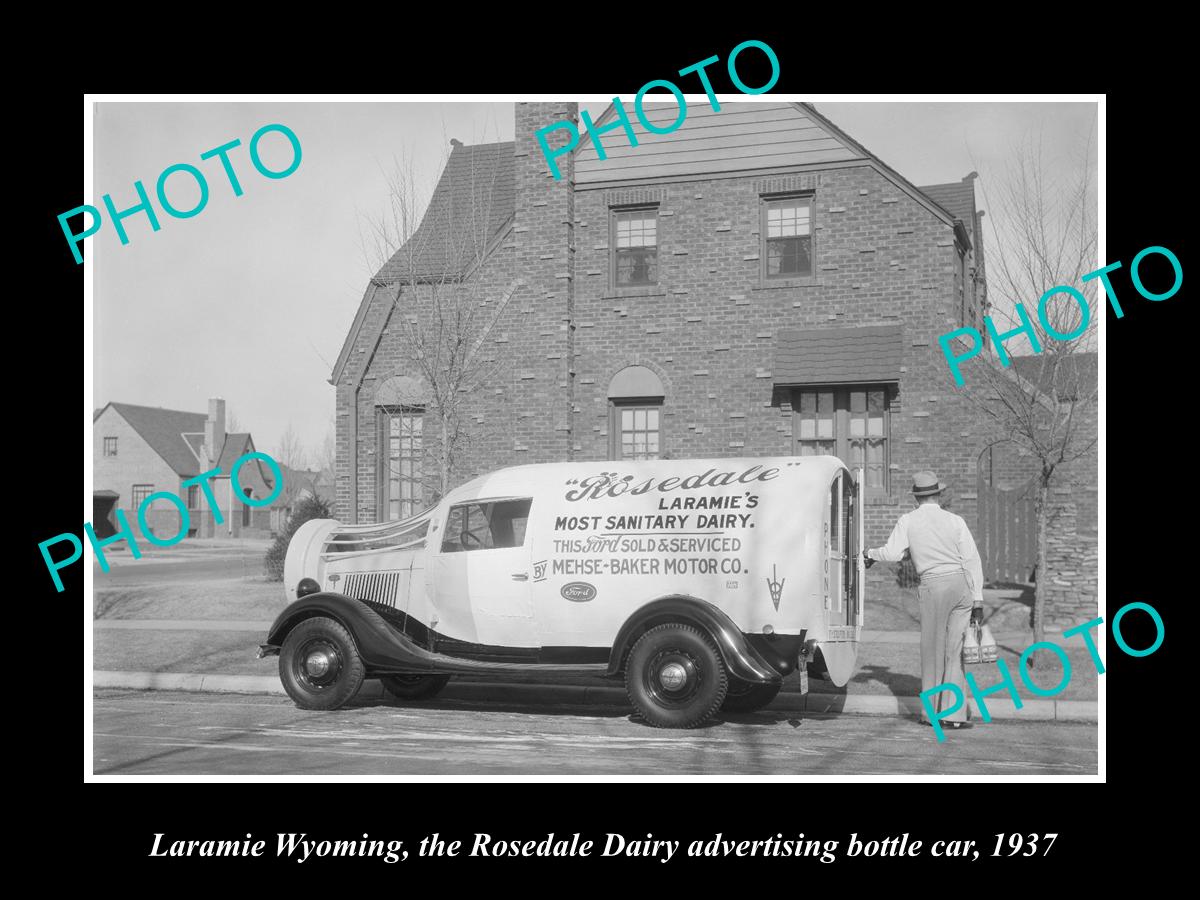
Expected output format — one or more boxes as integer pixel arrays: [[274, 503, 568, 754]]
[[440, 499, 533, 553]]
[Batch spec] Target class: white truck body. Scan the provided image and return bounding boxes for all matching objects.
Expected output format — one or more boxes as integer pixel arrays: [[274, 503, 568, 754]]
[[283, 456, 864, 685]]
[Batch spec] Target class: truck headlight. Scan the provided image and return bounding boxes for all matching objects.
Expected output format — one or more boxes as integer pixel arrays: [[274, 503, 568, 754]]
[[297, 577, 321, 599]]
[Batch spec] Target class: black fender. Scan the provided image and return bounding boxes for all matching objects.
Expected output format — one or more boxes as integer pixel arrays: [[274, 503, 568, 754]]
[[606, 595, 782, 684], [264, 592, 436, 673]]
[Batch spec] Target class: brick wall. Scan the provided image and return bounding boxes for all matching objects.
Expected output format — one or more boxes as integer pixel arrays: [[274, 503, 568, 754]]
[[570, 165, 988, 549], [333, 105, 1095, 624]]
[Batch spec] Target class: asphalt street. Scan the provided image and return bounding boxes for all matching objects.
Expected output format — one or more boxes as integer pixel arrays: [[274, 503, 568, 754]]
[[93, 689, 1097, 776]]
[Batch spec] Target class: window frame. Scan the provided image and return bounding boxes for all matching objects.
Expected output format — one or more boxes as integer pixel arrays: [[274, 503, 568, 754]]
[[609, 397, 664, 461], [103, 436, 118, 457], [760, 193, 815, 283], [610, 205, 660, 289], [439, 498, 533, 554], [130, 483, 154, 510], [376, 404, 425, 522], [791, 385, 893, 495]]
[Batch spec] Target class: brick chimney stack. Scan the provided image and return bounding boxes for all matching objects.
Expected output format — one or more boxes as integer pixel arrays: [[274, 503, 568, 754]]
[[204, 397, 226, 467], [512, 101, 579, 460]]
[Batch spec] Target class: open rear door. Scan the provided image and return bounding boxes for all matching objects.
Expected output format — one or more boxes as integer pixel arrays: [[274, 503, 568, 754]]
[[817, 467, 864, 686], [853, 467, 864, 628]]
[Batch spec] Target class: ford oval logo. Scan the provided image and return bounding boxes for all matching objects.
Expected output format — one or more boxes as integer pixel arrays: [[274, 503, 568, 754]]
[[561, 582, 597, 602]]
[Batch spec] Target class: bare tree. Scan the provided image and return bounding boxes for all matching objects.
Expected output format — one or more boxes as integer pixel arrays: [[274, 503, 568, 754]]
[[959, 131, 1099, 655], [274, 422, 307, 471], [226, 407, 242, 433], [359, 132, 518, 507]]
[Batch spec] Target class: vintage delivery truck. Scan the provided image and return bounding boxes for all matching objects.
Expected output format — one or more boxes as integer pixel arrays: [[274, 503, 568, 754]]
[[259, 456, 865, 728]]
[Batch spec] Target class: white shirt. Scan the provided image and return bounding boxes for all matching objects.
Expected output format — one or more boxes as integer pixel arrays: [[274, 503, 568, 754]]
[[868, 502, 985, 606]]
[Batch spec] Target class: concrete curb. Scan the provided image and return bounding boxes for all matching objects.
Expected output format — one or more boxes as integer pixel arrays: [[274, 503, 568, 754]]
[[92, 671, 1097, 721]]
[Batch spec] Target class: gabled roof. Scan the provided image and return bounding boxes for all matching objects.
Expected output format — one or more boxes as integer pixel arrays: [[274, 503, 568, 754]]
[[216, 433, 253, 471], [374, 141, 515, 284], [182, 432, 205, 462], [918, 181, 976, 225], [99, 402, 208, 477], [332, 141, 516, 386]]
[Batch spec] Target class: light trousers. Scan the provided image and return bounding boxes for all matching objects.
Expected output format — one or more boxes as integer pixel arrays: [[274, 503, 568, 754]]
[[918, 571, 974, 724]]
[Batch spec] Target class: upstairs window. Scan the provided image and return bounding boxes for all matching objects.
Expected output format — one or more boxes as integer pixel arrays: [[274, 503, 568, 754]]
[[763, 196, 812, 278], [612, 207, 658, 286], [103, 437, 118, 457]]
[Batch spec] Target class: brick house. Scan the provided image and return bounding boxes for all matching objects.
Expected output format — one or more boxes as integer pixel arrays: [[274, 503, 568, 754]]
[[93, 398, 276, 540], [330, 101, 1093, 624]]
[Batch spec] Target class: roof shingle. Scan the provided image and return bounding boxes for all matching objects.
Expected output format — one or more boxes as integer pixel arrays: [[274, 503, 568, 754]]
[[918, 181, 975, 225], [106, 403, 208, 477], [774, 325, 904, 385], [374, 141, 515, 283]]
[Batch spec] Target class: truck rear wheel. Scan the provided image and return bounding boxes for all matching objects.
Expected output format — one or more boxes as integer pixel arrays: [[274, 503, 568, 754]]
[[381, 674, 451, 701], [279, 616, 365, 710], [625, 623, 728, 728], [721, 678, 782, 712]]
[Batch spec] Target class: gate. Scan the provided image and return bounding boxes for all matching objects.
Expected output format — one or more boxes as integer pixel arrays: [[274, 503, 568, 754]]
[[976, 471, 1037, 584]]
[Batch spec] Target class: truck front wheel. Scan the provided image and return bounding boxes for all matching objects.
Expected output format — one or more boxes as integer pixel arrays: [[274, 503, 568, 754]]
[[279, 616, 365, 710], [625, 623, 728, 728]]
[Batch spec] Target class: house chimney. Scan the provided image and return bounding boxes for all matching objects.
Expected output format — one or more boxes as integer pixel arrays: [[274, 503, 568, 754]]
[[205, 397, 226, 466], [513, 102, 579, 460]]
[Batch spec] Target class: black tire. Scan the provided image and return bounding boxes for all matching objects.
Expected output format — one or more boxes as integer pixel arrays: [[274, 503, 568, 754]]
[[721, 678, 782, 713], [279, 616, 365, 710], [380, 674, 451, 701], [625, 623, 728, 728]]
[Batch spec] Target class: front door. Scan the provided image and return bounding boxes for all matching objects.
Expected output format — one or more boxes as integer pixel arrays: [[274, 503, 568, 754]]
[[431, 498, 535, 648]]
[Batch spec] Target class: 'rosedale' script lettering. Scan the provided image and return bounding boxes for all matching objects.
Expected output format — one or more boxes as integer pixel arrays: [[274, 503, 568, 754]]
[[564, 465, 779, 502]]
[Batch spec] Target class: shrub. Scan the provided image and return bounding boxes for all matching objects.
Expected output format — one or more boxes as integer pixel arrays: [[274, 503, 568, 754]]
[[264, 495, 333, 581]]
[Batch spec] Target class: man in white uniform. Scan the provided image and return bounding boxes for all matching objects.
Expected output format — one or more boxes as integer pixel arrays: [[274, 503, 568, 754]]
[[863, 472, 984, 728]]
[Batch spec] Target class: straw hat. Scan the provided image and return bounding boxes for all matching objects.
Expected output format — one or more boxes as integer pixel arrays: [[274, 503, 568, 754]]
[[911, 471, 946, 497]]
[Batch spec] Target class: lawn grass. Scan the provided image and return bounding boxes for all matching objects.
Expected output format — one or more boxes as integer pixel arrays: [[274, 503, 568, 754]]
[[93, 628, 270, 676], [93, 578, 288, 621]]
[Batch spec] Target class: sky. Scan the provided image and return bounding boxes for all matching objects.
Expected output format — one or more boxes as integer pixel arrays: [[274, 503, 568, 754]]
[[92, 98, 1097, 464]]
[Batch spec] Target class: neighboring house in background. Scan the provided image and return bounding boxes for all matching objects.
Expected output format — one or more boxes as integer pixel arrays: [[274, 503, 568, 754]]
[[331, 101, 1095, 625], [270, 466, 335, 533], [93, 398, 276, 540]]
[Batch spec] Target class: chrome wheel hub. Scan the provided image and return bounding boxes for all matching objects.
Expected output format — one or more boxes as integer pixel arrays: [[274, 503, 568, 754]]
[[305, 650, 333, 677], [659, 662, 689, 691]]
